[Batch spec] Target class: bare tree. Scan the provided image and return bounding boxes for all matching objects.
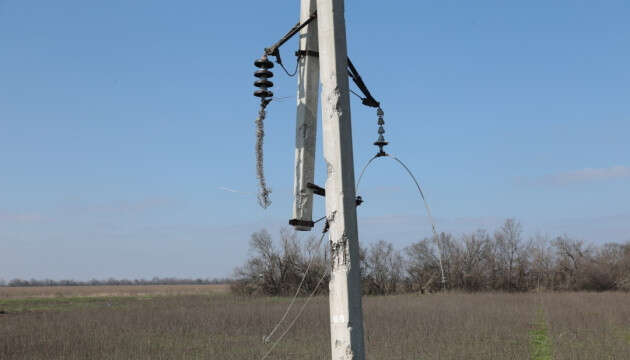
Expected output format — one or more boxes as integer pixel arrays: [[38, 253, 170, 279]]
[[529, 234, 555, 290], [405, 238, 441, 293], [233, 222, 630, 296], [459, 229, 492, 291], [552, 235, 592, 290], [494, 218, 523, 291], [618, 243, 630, 291], [363, 240, 404, 295], [232, 228, 327, 296]]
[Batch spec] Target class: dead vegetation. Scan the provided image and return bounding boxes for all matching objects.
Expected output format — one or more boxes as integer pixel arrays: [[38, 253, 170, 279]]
[[234, 220, 630, 296], [0, 284, 228, 299], [541, 292, 630, 359], [1, 288, 628, 359]]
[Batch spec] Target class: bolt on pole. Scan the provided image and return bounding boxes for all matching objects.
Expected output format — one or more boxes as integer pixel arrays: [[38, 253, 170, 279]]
[[316, 0, 366, 358]]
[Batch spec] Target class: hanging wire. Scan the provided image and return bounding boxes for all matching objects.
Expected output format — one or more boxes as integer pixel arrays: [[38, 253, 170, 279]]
[[389, 155, 446, 290], [356, 154, 447, 290], [255, 99, 273, 208], [356, 154, 379, 190], [278, 57, 299, 77], [261, 260, 329, 360], [262, 221, 328, 345]]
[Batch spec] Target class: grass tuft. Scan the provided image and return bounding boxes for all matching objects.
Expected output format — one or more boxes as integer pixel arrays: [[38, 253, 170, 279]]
[[530, 309, 553, 360]]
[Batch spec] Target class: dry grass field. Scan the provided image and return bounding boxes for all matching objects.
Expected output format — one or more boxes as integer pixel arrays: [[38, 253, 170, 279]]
[[1, 286, 629, 359], [0, 284, 229, 299]]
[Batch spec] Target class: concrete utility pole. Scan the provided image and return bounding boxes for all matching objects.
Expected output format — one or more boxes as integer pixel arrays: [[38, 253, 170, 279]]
[[316, 0, 366, 359], [291, 0, 320, 231]]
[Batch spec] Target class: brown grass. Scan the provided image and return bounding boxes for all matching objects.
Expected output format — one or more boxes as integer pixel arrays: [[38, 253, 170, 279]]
[[0, 288, 628, 359], [0, 284, 229, 299], [541, 292, 630, 360]]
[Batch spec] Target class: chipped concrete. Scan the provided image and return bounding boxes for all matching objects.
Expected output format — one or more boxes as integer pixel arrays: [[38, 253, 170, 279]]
[[292, 0, 320, 231], [317, 0, 366, 358]]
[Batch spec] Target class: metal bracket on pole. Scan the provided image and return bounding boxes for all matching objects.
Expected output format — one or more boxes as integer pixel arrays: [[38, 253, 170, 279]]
[[307, 182, 326, 196], [288, 218, 315, 228], [264, 12, 318, 57], [306, 182, 364, 206]]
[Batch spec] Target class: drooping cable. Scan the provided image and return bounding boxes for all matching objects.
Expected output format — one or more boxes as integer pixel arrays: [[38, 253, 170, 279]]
[[262, 221, 329, 345], [252, 55, 276, 208], [252, 16, 380, 209], [389, 155, 446, 290], [278, 55, 299, 77], [355, 107, 446, 290], [356, 154, 447, 290], [260, 264, 328, 360], [255, 98, 273, 208], [356, 154, 379, 190]]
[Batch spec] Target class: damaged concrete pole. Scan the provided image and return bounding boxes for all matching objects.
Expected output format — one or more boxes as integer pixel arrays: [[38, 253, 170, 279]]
[[316, 0, 366, 359], [291, 0, 320, 231]]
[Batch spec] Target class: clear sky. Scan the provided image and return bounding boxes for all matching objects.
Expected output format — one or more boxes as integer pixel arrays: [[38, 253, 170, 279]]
[[1, 0, 628, 281]]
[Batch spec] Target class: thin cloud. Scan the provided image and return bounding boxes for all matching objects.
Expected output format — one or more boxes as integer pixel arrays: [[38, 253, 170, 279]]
[[62, 198, 175, 216], [0, 211, 45, 224], [218, 187, 254, 196], [546, 165, 630, 185], [518, 165, 630, 186]]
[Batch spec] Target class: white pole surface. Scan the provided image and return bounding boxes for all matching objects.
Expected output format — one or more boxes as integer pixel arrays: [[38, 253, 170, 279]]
[[316, 0, 366, 359], [292, 0, 320, 231]]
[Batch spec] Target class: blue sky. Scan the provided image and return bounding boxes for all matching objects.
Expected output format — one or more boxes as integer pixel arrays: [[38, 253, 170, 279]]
[[1, 1, 628, 280]]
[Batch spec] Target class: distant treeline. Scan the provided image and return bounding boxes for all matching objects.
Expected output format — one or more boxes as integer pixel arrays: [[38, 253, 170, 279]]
[[0, 277, 231, 287], [232, 219, 630, 296]]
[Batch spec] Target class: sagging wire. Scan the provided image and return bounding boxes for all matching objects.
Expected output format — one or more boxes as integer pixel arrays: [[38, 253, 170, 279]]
[[261, 219, 329, 359], [254, 97, 273, 208], [356, 154, 379, 190], [252, 11, 383, 210], [355, 107, 447, 291], [390, 155, 447, 290], [252, 55, 276, 208], [278, 53, 299, 77], [250, 7, 449, 359], [357, 153, 447, 290], [261, 261, 329, 360], [252, 11, 318, 209]]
